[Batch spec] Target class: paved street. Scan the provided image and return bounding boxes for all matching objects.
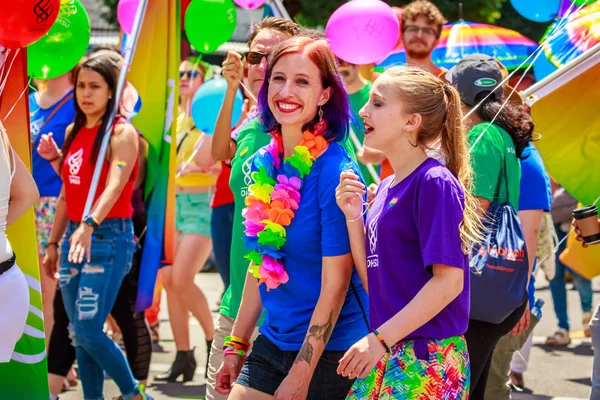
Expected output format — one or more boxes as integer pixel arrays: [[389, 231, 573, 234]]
[[62, 272, 597, 399]]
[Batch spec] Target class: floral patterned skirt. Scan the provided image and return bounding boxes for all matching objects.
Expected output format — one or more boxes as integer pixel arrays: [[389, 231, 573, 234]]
[[347, 335, 470, 400]]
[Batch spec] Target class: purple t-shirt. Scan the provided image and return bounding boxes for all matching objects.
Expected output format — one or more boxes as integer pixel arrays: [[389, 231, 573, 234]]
[[366, 158, 470, 340]]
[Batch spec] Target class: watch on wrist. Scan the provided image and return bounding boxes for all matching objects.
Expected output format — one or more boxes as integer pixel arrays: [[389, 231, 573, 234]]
[[83, 215, 99, 229]]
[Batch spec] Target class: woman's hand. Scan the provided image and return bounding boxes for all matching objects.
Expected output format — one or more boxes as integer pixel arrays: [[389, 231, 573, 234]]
[[336, 170, 365, 221], [42, 245, 59, 280], [215, 355, 244, 395], [511, 300, 530, 336], [367, 183, 378, 205], [337, 333, 386, 380], [68, 224, 93, 264], [574, 219, 600, 248], [222, 51, 244, 91], [37, 133, 61, 161]]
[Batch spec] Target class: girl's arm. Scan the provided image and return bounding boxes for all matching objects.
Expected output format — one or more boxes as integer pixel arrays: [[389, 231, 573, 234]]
[[377, 264, 463, 345], [347, 219, 368, 293], [338, 264, 464, 380], [5, 128, 39, 225], [229, 268, 264, 340]]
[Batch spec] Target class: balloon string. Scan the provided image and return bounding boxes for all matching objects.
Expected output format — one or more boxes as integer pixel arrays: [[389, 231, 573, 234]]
[[176, 135, 206, 179], [239, 81, 258, 103], [347, 199, 376, 223], [3, 76, 32, 120]]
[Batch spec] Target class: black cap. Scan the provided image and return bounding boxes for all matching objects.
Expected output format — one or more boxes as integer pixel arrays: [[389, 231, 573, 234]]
[[446, 53, 504, 107]]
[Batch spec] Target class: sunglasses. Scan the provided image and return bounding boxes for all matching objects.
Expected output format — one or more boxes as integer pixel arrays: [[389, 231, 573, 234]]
[[404, 25, 439, 37], [244, 51, 269, 65], [180, 70, 200, 79]]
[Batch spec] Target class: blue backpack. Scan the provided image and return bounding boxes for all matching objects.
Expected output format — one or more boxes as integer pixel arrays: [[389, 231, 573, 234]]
[[469, 155, 529, 324]]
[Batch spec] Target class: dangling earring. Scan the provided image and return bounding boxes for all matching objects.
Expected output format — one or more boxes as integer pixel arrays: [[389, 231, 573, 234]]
[[316, 106, 324, 130], [405, 128, 418, 148]]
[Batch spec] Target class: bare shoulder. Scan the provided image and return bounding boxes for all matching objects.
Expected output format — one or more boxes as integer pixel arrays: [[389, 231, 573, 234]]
[[112, 122, 138, 141]]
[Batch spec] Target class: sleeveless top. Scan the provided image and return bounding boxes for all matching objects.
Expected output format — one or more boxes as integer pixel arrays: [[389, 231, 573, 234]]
[[0, 132, 15, 262], [62, 118, 139, 222], [175, 113, 217, 188]]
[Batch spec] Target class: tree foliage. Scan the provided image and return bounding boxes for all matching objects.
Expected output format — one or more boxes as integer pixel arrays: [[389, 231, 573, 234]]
[[101, 0, 548, 42]]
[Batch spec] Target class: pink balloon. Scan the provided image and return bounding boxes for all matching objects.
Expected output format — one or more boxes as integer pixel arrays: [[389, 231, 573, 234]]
[[326, 0, 399, 64], [117, 0, 139, 35], [233, 0, 267, 9]]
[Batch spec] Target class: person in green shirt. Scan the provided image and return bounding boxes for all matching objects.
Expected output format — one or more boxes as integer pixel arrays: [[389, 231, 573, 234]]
[[337, 58, 376, 186], [447, 53, 534, 399]]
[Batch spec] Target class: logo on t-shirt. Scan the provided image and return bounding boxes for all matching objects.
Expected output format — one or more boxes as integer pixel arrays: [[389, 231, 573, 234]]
[[68, 148, 83, 185], [240, 153, 253, 198], [367, 213, 380, 268]]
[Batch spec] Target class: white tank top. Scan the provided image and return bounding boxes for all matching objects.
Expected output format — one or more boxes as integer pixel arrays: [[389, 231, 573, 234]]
[[0, 131, 15, 262]]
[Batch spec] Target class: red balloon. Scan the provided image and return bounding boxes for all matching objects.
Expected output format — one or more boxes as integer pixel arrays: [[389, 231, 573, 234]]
[[0, 0, 61, 49]]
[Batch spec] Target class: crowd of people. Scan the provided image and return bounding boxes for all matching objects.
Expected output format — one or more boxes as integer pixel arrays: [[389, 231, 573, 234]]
[[0, 1, 597, 399]]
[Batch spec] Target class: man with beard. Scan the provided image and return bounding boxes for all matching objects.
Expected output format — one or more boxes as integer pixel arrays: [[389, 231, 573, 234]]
[[359, 0, 448, 180]]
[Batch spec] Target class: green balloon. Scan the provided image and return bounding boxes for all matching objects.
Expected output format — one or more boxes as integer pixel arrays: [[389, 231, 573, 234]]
[[573, 0, 597, 5], [28, 0, 91, 79], [185, 0, 237, 54]]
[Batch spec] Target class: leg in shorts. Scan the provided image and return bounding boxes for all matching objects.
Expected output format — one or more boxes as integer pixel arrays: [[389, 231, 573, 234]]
[[236, 335, 354, 399], [176, 192, 212, 237]]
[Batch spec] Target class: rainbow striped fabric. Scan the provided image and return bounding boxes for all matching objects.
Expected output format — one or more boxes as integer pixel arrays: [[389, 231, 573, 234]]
[[543, 2, 600, 67]]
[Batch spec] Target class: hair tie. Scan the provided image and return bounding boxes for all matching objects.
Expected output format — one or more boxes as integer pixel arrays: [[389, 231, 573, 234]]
[[443, 84, 452, 95]]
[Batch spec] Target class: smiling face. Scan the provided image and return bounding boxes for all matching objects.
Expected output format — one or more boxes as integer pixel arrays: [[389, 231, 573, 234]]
[[401, 15, 440, 59], [359, 75, 420, 152], [267, 52, 331, 130], [247, 28, 292, 97], [76, 67, 112, 117]]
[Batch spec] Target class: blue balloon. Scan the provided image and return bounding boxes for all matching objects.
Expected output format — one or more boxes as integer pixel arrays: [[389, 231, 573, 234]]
[[191, 78, 244, 136], [510, 0, 561, 22], [533, 51, 558, 81]]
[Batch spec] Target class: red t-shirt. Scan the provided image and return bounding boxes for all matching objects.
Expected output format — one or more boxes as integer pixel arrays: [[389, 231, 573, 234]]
[[62, 120, 138, 222], [211, 161, 234, 208]]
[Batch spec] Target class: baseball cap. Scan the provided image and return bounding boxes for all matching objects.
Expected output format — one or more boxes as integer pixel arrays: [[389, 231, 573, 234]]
[[445, 54, 505, 107]]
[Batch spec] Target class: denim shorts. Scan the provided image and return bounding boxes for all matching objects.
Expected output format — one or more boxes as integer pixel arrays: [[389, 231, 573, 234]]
[[236, 335, 354, 399], [175, 192, 212, 236]]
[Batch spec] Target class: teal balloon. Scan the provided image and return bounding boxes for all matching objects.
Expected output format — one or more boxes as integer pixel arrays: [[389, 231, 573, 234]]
[[534, 52, 558, 81], [28, 0, 91, 79], [191, 78, 244, 135], [185, 0, 237, 54]]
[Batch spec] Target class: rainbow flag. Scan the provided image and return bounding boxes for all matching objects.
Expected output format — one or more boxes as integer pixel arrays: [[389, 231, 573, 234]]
[[129, 0, 179, 311], [524, 44, 600, 206], [0, 50, 49, 398]]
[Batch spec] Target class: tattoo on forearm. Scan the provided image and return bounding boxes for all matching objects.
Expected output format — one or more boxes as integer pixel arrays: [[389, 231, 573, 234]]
[[295, 311, 334, 366]]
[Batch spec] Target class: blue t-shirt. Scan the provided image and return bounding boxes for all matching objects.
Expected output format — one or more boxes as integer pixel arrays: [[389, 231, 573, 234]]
[[29, 90, 76, 197], [258, 143, 370, 351], [519, 144, 552, 212], [518, 143, 552, 310]]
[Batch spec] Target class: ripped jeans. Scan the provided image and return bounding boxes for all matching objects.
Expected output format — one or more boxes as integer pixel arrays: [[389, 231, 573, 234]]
[[60, 218, 139, 400]]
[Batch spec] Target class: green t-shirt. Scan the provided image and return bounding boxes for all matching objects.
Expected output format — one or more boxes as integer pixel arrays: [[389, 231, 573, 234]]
[[220, 117, 358, 320], [220, 118, 271, 320], [348, 81, 375, 186], [467, 122, 521, 210]]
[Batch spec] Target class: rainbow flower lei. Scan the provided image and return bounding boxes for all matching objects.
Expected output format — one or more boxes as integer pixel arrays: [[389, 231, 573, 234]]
[[242, 122, 330, 290]]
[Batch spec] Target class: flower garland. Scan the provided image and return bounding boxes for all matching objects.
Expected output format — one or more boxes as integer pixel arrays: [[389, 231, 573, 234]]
[[242, 122, 330, 290]]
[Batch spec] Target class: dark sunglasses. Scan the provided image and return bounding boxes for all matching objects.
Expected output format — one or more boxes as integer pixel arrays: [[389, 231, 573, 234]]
[[244, 51, 269, 65], [180, 70, 200, 79]]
